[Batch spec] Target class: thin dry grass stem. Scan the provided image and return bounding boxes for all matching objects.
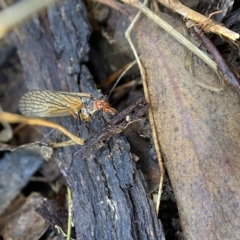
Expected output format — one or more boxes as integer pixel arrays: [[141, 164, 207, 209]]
[[0, 0, 22, 40], [67, 187, 73, 240], [150, 0, 161, 15], [193, 25, 240, 93], [50, 140, 77, 148], [121, 0, 219, 76], [12, 122, 28, 134], [125, 0, 164, 214], [0, 0, 60, 39], [107, 60, 137, 98], [158, 0, 239, 41], [181, 21, 224, 92], [100, 60, 137, 88], [112, 79, 141, 93], [0, 112, 84, 145]]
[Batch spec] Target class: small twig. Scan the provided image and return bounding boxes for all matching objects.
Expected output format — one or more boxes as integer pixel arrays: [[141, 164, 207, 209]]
[[120, 0, 219, 76], [124, 0, 164, 214], [73, 97, 149, 159], [158, 0, 239, 41], [193, 25, 240, 94], [182, 23, 224, 92], [0, 141, 52, 160]]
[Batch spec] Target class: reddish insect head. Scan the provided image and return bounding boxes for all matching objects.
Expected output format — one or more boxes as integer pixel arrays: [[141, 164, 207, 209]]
[[93, 99, 117, 115]]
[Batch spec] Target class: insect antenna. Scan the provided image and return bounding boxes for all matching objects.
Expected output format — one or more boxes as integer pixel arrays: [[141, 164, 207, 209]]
[[39, 128, 56, 143], [39, 116, 62, 142]]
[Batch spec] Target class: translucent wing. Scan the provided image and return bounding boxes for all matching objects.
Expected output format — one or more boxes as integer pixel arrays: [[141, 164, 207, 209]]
[[19, 90, 90, 117]]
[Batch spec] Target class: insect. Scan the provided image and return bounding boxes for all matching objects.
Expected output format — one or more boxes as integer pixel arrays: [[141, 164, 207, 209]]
[[19, 90, 117, 122]]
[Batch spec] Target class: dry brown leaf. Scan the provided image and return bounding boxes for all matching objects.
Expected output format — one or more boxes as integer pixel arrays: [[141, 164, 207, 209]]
[[0, 193, 48, 240], [134, 12, 240, 239]]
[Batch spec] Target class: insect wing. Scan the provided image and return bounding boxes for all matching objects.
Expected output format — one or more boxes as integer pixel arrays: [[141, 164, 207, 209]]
[[19, 90, 86, 117], [49, 91, 92, 98]]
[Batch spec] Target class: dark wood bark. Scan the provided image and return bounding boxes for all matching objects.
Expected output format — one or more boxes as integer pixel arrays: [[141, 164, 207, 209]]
[[11, 0, 164, 239]]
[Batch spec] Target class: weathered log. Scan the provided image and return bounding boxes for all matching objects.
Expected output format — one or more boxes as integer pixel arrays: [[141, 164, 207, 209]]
[[11, 0, 164, 239]]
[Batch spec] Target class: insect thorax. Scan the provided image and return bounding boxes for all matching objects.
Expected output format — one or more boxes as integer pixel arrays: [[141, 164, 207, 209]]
[[77, 96, 97, 120]]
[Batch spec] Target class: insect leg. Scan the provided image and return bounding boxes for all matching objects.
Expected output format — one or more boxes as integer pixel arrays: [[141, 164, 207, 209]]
[[77, 110, 82, 128]]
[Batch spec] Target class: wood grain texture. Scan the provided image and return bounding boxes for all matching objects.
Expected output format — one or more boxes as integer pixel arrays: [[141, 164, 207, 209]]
[[11, 1, 164, 239]]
